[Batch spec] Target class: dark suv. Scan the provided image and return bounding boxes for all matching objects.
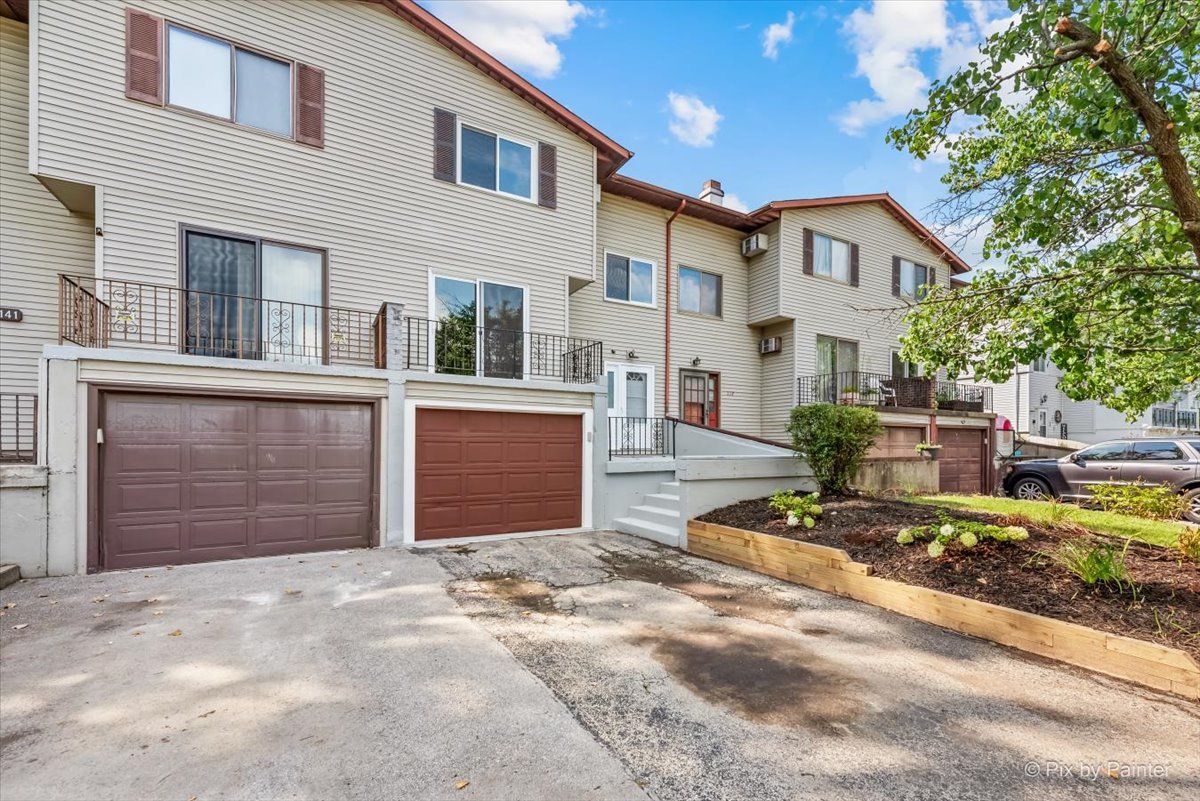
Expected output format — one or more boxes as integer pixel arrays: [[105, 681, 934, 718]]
[[1002, 438, 1200, 523]]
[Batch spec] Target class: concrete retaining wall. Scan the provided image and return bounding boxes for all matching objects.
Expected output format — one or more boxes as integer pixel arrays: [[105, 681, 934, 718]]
[[0, 465, 49, 577], [855, 457, 938, 494], [676, 455, 817, 547]]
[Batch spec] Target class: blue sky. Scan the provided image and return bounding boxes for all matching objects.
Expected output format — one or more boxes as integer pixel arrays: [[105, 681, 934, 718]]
[[421, 1, 1013, 268]]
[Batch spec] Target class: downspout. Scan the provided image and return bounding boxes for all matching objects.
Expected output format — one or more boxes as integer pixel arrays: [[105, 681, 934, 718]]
[[663, 199, 687, 417]]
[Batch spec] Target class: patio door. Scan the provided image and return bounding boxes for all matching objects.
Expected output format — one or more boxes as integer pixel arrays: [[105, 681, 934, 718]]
[[606, 363, 654, 452], [681, 370, 719, 428], [815, 335, 858, 402], [432, 275, 527, 378]]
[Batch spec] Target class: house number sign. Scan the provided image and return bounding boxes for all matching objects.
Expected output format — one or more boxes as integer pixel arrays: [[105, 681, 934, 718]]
[[0, 308, 23, 322]]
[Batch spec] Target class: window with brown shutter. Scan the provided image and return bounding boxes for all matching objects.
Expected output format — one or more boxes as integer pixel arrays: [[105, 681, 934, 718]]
[[538, 142, 557, 209], [294, 64, 325, 148], [891, 256, 901, 297], [125, 8, 164, 105], [433, 108, 457, 182], [802, 228, 814, 276], [849, 243, 860, 287]]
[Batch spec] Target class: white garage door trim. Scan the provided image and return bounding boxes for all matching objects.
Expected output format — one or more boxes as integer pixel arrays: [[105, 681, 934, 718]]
[[402, 398, 593, 544]]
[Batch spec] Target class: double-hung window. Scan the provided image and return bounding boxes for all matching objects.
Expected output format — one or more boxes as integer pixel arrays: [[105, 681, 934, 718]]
[[604, 253, 655, 306], [167, 25, 292, 137], [899, 259, 930, 299], [459, 124, 535, 200], [678, 267, 722, 317], [813, 233, 851, 283]]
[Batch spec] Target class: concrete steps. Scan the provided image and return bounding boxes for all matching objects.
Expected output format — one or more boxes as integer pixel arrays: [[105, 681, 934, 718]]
[[0, 564, 19, 590], [614, 480, 682, 547]]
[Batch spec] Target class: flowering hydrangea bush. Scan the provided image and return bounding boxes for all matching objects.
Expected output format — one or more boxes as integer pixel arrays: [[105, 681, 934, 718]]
[[896, 512, 1029, 558], [769, 490, 824, 529]]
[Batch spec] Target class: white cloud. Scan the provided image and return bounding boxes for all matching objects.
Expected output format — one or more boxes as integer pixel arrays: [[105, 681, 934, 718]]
[[722, 192, 750, 213], [424, 1, 590, 79], [834, 0, 1015, 136], [666, 93, 722, 148], [762, 11, 795, 60]]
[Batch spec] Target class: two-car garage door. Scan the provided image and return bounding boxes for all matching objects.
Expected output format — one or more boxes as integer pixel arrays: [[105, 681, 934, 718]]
[[100, 393, 374, 570]]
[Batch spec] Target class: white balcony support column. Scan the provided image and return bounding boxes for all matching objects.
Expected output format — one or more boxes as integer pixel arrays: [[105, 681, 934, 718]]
[[381, 302, 406, 370]]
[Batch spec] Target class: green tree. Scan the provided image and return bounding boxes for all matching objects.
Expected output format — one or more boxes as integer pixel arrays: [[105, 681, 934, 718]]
[[889, 0, 1200, 416], [788, 404, 883, 495]]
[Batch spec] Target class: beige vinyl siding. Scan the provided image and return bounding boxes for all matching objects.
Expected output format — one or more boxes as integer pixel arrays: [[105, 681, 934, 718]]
[[404, 379, 595, 409], [746, 220, 782, 324], [779, 204, 952, 381], [759, 321, 795, 442], [574, 194, 761, 435], [0, 18, 95, 396], [670, 215, 760, 435], [572, 193, 668, 413], [31, 0, 597, 336], [76, 358, 389, 397]]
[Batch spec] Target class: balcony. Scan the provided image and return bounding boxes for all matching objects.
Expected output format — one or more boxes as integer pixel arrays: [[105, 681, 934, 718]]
[[608, 416, 676, 457], [57, 275, 601, 384], [1151, 406, 1199, 431], [797, 371, 992, 413]]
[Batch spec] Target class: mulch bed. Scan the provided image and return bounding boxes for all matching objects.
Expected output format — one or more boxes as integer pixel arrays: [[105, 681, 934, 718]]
[[698, 496, 1200, 658]]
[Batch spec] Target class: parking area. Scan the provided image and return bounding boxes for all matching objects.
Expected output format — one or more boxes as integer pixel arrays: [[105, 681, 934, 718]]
[[2, 532, 1197, 800]]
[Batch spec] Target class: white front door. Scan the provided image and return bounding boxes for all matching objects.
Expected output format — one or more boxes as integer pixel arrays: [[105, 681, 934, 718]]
[[606, 363, 655, 454]]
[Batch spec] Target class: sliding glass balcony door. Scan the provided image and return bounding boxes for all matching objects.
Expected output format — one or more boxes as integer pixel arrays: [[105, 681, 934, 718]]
[[432, 275, 527, 378]]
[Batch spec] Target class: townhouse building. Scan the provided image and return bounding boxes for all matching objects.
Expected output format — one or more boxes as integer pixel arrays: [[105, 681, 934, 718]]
[[0, 0, 990, 576]]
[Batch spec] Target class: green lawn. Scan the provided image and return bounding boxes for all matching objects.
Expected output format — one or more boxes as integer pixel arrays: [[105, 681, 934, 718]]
[[912, 495, 1188, 548]]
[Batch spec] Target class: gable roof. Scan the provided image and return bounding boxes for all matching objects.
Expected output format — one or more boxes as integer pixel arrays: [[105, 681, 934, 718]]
[[601, 178, 970, 274], [374, 0, 632, 179]]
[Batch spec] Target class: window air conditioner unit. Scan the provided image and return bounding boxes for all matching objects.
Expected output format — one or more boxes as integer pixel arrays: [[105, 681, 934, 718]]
[[759, 336, 782, 355], [741, 233, 769, 258]]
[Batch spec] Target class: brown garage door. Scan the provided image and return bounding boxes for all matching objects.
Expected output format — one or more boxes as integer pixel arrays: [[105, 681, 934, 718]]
[[100, 393, 374, 570], [415, 408, 582, 540], [870, 425, 925, 458], [939, 427, 986, 494]]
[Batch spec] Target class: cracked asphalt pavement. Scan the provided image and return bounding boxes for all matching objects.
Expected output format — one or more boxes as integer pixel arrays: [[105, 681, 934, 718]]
[[2, 531, 1197, 800]]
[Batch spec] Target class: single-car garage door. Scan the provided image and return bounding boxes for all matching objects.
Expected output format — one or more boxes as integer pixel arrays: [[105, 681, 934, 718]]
[[100, 393, 374, 570], [939, 427, 986, 494], [415, 408, 582, 540]]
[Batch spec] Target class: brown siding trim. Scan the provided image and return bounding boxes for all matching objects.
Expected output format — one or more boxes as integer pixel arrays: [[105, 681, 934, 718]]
[[125, 7, 164, 105], [802, 228, 814, 276]]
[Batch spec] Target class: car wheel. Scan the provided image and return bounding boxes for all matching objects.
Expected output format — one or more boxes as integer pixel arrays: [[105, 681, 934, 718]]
[[1012, 476, 1053, 501], [1183, 487, 1200, 525]]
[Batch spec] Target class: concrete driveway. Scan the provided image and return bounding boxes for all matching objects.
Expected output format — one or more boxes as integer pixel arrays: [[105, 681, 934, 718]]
[[1, 533, 1197, 801]]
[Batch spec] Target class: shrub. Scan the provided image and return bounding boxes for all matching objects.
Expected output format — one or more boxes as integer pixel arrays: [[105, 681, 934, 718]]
[[895, 512, 1029, 558], [788, 404, 882, 495], [1086, 481, 1187, 521], [1177, 528, 1200, 562], [1050, 538, 1137, 594], [769, 490, 823, 529]]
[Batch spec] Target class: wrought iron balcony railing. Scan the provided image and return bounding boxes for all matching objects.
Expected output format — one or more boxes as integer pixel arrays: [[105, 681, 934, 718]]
[[0, 393, 37, 464], [797, 371, 992, 413], [402, 316, 602, 384], [608, 416, 676, 457], [59, 275, 382, 367]]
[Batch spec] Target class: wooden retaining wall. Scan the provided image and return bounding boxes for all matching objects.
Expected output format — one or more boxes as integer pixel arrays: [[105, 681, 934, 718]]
[[687, 520, 1200, 700]]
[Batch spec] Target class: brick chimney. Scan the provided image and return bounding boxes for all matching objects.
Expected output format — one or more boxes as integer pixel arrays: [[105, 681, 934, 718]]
[[698, 179, 724, 206]]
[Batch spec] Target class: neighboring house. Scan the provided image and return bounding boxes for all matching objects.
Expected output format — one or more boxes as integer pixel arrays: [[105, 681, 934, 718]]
[[0, 0, 988, 576], [984, 360, 1199, 445]]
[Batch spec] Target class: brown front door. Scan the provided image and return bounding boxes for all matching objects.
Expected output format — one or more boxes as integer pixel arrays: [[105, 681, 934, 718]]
[[681, 371, 719, 428], [938, 427, 985, 494], [414, 408, 582, 540], [100, 393, 373, 570]]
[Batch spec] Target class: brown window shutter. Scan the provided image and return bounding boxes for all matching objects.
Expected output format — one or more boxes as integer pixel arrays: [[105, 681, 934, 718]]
[[926, 265, 935, 292], [802, 228, 814, 276], [433, 108, 457, 182], [849, 243, 860, 287], [537, 142, 557, 209], [891, 256, 901, 297], [125, 8, 164, 105], [294, 64, 325, 147]]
